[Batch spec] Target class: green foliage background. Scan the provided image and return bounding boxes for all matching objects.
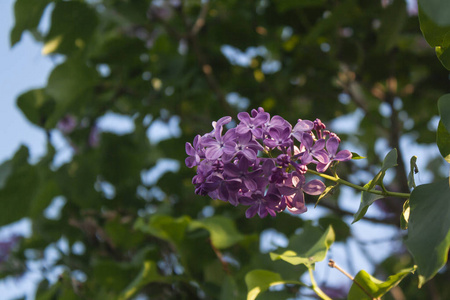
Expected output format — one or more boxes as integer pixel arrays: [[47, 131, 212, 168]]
[[2, 0, 450, 299]]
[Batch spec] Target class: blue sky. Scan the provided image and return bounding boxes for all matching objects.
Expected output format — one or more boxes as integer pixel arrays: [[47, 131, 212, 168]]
[[0, 0, 51, 164]]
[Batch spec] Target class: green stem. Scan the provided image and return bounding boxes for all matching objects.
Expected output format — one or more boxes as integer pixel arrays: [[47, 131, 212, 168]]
[[308, 268, 332, 300], [307, 169, 410, 199]]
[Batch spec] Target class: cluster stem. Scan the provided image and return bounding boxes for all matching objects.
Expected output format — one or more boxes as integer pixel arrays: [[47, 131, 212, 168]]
[[306, 169, 410, 199]]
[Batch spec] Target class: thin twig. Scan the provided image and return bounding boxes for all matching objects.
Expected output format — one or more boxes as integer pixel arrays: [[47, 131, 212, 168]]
[[328, 259, 379, 300]]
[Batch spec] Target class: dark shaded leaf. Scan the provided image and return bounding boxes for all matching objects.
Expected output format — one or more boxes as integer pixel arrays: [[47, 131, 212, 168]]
[[405, 177, 450, 287], [437, 121, 450, 163]]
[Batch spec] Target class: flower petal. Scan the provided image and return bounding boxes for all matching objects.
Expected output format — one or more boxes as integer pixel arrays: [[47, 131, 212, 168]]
[[326, 137, 339, 156], [206, 146, 224, 161], [294, 120, 314, 132], [303, 179, 326, 195], [335, 150, 352, 161], [245, 204, 258, 218]]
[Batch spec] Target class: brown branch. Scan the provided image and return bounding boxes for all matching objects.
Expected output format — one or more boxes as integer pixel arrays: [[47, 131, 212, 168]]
[[180, 2, 234, 116], [209, 239, 231, 275], [190, 1, 209, 37]]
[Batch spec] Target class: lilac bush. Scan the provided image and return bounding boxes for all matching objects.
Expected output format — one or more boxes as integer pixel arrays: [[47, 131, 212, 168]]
[[185, 108, 352, 218]]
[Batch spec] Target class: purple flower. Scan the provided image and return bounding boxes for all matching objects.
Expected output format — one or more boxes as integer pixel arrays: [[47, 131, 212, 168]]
[[291, 119, 314, 141], [316, 137, 352, 172], [0, 235, 20, 263], [89, 125, 100, 148], [223, 157, 262, 191], [236, 111, 269, 139], [263, 115, 291, 135], [57, 114, 77, 134], [300, 133, 329, 165], [239, 178, 281, 218], [203, 128, 235, 161], [264, 127, 293, 149], [223, 131, 263, 162], [279, 173, 325, 214], [202, 173, 242, 206], [185, 135, 203, 168]]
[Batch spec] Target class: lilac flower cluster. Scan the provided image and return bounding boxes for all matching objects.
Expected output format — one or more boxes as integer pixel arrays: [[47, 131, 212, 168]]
[[185, 108, 352, 218]]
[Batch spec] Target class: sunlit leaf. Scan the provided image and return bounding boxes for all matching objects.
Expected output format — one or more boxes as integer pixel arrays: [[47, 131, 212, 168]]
[[348, 267, 416, 300], [134, 215, 191, 246], [118, 261, 164, 300], [270, 226, 334, 268], [351, 152, 366, 160], [190, 216, 244, 249], [400, 199, 410, 230], [245, 270, 303, 300], [407, 156, 418, 190]]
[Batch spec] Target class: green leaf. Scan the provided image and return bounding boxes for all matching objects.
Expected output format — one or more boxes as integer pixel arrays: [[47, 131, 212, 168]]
[[10, 0, 50, 46], [419, 0, 450, 27], [43, 1, 98, 55], [438, 94, 450, 132], [405, 177, 450, 287], [190, 216, 244, 249], [364, 150, 397, 192], [118, 261, 163, 300], [437, 121, 450, 163], [0, 146, 40, 226], [376, 0, 407, 53], [46, 59, 98, 104], [245, 270, 303, 300], [93, 260, 140, 292], [352, 182, 385, 224], [135, 215, 191, 246], [351, 152, 366, 160], [348, 267, 416, 300], [418, 6, 450, 70], [16, 88, 55, 128], [407, 156, 418, 190], [381, 148, 398, 172], [0, 160, 12, 189], [45, 59, 98, 125], [270, 226, 334, 268], [400, 199, 410, 230], [315, 184, 335, 207]]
